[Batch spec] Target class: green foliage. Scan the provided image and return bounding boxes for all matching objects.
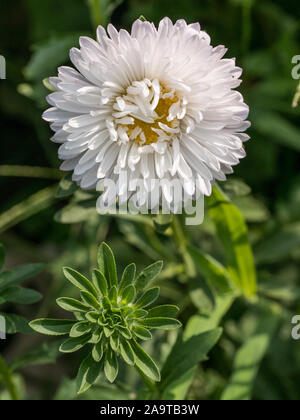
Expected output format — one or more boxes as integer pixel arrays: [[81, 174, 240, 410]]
[[30, 243, 181, 394], [207, 186, 257, 297], [1, 0, 300, 402], [0, 245, 43, 333]]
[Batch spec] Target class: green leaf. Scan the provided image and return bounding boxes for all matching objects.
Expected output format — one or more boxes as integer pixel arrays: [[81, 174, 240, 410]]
[[138, 317, 181, 330], [134, 287, 160, 309], [254, 223, 300, 264], [85, 311, 99, 323], [30, 319, 76, 336], [147, 305, 179, 318], [92, 342, 104, 362], [108, 285, 118, 303], [127, 309, 148, 319], [76, 354, 103, 395], [221, 309, 280, 400], [69, 321, 92, 338], [60, 334, 92, 353], [110, 333, 120, 352], [54, 200, 97, 224], [131, 340, 160, 382], [56, 297, 90, 313], [0, 186, 57, 234], [119, 340, 135, 366], [160, 328, 223, 396], [10, 340, 62, 371], [63, 267, 98, 297], [56, 173, 77, 198], [222, 179, 252, 198], [97, 243, 118, 288], [104, 350, 119, 383], [92, 270, 108, 296], [120, 285, 136, 304], [187, 245, 233, 293], [0, 313, 32, 334], [0, 244, 5, 270], [232, 196, 270, 223], [80, 291, 100, 310], [1, 286, 42, 304], [132, 325, 152, 340], [118, 326, 132, 340], [254, 110, 300, 152], [25, 34, 83, 81], [207, 186, 257, 297], [0, 263, 44, 291], [90, 327, 103, 344], [119, 263, 136, 294], [135, 261, 163, 292]]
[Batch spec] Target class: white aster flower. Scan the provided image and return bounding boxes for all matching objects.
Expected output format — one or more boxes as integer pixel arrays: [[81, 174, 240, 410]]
[[43, 17, 250, 212]]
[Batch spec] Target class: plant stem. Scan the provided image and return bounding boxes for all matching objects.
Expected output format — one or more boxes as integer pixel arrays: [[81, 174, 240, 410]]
[[0, 165, 62, 180], [0, 354, 19, 400], [88, 0, 105, 30], [171, 215, 196, 278]]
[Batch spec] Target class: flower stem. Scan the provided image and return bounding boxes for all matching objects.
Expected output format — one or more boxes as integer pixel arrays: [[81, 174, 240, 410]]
[[0, 165, 62, 180], [171, 215, 196, 278], [88, 0, 105, 30], [0, 354, 19, 400]]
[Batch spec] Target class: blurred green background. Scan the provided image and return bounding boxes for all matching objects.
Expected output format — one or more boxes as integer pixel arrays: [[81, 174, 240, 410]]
[[0, 0, 300, 400]]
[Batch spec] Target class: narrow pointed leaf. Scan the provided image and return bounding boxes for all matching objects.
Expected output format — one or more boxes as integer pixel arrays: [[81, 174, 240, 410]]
[[147, 305, 179, 318], [131, 340, 160, 382], [0, 263, 44, 290], [63, 267, 98, 297], [29, 319, 76, 336], [119, 263, 136, 294], [77, 354, 103, 394], [121, 285, 136, 304], [134, 287, 160, 309], [187, 244, 233, 293], [92, 342, 104, 362], [1, 286, 42, 304], [69, 321, 91, 338], [92, 269, 108, 296], [85, 311, 99, 323], [127, 309, 148, 319], [108, 285, 118, 303], [60, 334, 92, 353], [80, 290, 100, 310], [135, 261, 163, 292], [110, 333, 120, 351], [97, 243, 117, 288], [133, 325, 152, 340], [207, 186, 257, 296], [139, 317, 181, 330], [104, 350, 119, 383], [119, 340, 135, 365], [56, 297, 89, 313]]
